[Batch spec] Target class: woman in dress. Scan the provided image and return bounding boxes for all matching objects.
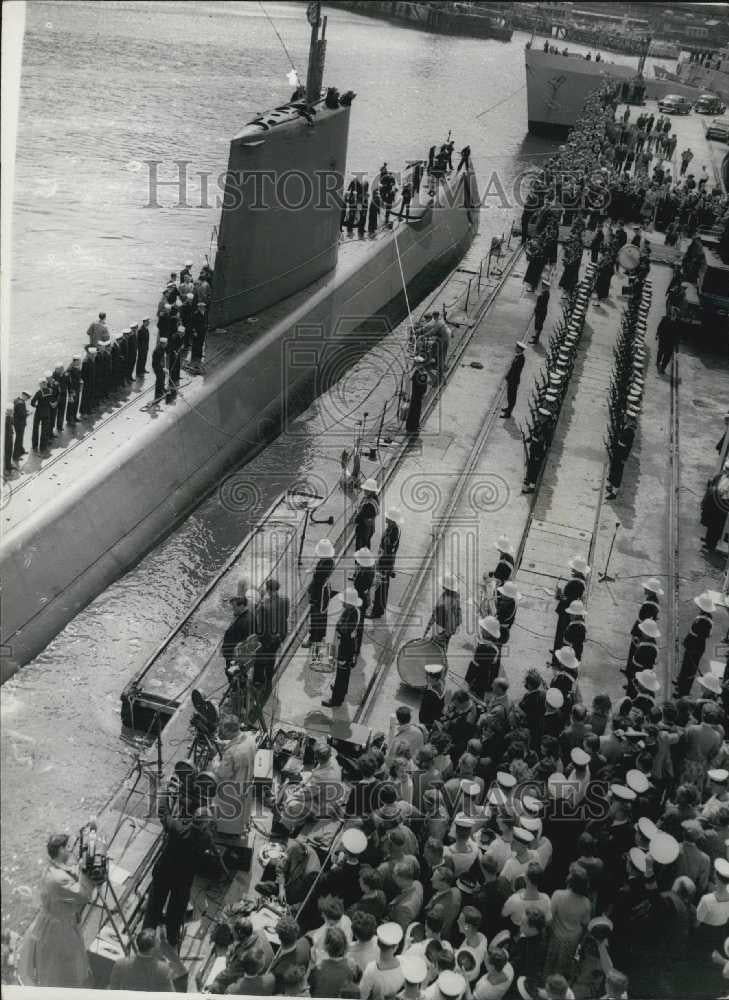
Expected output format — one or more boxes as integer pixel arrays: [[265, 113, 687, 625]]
[[544, 864, 592, 977], [18, 833, 94, 988]]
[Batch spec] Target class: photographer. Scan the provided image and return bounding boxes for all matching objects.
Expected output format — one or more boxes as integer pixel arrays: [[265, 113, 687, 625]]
[[18, 833, 94, 987], [143, 806, 218, 950]]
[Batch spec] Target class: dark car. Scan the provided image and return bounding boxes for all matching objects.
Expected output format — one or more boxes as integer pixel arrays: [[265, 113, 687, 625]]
[[695, 94, 726, 115], [707, 119, 729, 143]]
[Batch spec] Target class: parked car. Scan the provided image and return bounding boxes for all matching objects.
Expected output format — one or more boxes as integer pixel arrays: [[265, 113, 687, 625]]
[[658, 94, 693, 114], [695, 94, 726, 115], [706, 119, 729, 143], [697, 246, 729, 331]]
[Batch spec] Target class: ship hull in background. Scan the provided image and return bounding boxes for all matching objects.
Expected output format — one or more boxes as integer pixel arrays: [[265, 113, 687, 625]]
[[0, 169, 478, 674], [525, 47, 636, 137]]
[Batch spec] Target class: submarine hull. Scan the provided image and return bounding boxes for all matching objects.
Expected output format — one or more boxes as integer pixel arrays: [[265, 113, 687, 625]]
[[0, 170, 478, 674]]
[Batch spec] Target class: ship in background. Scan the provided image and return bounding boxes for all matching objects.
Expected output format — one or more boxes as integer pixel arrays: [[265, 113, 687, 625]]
[[524, 41, 644, 136], [525, 34, 729, 137], [330, 1, 513, 42], [0, 2, 479, 671]]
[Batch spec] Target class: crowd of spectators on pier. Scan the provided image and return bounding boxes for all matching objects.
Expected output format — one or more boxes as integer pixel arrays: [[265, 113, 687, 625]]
[[4, 263, 214, 474], [185, 554, 729, 1000], [518, 87, 729, 323]]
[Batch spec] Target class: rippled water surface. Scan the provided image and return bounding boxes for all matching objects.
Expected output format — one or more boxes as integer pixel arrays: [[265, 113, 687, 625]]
[[2, 0, 674, 931]]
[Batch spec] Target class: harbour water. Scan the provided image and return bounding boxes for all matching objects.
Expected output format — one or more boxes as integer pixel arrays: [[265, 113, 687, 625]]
[[2, 1, 675, 933]]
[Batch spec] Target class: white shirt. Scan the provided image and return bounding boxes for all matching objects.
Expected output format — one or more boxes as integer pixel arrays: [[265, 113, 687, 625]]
[[361, 959, 405, 1000], [502, 889, 552, 928], [456, 933, 488, 980], [697, 892, 729, 927], [349, 938, 380, 974], [485, 836, 513, 871], [473, 963, 514, 1000], [444, 840, 479, 876], [500, 851, 537, 889], [533, 836, 553, 869]]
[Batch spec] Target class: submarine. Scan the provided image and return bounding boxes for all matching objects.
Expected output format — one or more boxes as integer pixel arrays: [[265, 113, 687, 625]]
[[0, 2, 479, 674]]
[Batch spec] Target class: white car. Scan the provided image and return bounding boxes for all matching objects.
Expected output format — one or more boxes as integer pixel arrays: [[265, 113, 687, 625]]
[[706, 119, 729, 143]]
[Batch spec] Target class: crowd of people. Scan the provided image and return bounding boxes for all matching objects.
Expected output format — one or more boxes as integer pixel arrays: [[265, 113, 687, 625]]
[[4, 262, 213, 474], [189, 540, 729, 1000], [519, 93, 729, 271]]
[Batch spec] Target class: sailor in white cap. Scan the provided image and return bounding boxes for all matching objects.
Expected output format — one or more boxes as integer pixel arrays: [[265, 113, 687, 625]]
[[30, 376, 54, 452], [400, 954, 428, 996], [624, 613, 659, 697], [554, 557, 589, 652], [696, 858, 729, 955], [352, 547, 376, 657], [674, 596, 715, 697], [531, 277, 550, 344], [496, 581, 522, 645], [359, 923, 405, 998], [490, 534, 516, 588], [561, 599, 587, 661], [501, 826, 537, 888], [303, 538, 336, 660], [426, 573, 462, 652], [370, 507, 403, 619], [317, 827, 369, 906], [551, 646, 580, 707], [465, 616, 501, 699], [322, 587, 362, 707], [135, 317, 151, 377], [698, 672, 723, 698], [419, 662, 446, 728], [355, 478, 380, 550], [702, 769, 729, 822], [445, 813, 480, 874], [425, 969, 465, 1000], [568, 746, 591, 803]]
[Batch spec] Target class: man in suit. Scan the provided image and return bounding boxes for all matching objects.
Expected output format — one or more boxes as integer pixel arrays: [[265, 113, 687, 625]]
[[253, 578, 290, 689]]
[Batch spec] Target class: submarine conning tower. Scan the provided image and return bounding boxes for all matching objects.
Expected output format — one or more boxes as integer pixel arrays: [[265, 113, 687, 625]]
[[210, 5, 351, 328]]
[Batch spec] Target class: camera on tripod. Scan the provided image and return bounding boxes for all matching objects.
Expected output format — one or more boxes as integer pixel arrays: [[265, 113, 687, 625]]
[[78, 819, 109, 884]]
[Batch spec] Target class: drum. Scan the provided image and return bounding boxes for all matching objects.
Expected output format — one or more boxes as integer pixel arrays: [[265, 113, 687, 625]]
[[396, 636, 448, 690], [618, 245, 640, 271]]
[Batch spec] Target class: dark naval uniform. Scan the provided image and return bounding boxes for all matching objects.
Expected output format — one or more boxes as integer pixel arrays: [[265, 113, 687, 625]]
[[554, 574, 587, 651], [465, 637, 501, 699], [371, 519, 401, 618], [307, 557, 335, 644], [328, 604, 359, 706], [152, 343, 167, 402], [136, 321, 151, 376], [12, 396, 28, 461], [354, 492, 379, 550], [352, 564, 375, 657]]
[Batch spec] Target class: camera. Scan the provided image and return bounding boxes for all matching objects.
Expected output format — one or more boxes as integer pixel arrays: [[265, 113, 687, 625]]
[[78, 820, 109, 884]]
